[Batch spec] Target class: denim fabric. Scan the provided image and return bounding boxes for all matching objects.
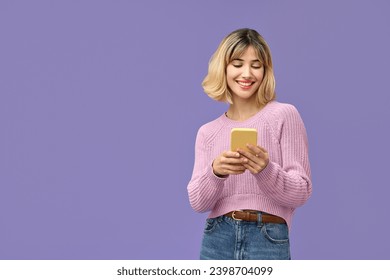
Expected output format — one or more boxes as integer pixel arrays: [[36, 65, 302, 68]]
[[200, 213, 291, 260]]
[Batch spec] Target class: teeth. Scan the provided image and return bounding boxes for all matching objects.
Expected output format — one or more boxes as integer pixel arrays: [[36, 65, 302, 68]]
[[237, 81, 252, 86]]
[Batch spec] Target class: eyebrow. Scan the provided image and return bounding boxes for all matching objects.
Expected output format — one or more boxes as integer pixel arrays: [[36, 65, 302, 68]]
[[232, 58, 261, 63]]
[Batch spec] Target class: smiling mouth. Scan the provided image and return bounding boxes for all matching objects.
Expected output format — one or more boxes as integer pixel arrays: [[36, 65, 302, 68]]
[[237, 80, 255, 87]]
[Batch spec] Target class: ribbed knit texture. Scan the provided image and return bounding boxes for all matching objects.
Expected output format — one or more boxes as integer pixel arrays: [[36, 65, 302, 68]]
[[187, 101, 312, 230]]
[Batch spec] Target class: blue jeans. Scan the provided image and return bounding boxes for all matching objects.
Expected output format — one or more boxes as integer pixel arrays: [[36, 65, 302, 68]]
[[200, 214, 291, 260]]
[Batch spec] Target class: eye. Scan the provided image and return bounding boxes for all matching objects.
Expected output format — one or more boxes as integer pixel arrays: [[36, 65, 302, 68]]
[[232, 64, 242, 68], [252, 65, 262, 69]]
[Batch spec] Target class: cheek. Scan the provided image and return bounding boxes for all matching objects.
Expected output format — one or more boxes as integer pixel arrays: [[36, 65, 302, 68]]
[[226, 77, 235, 90], [256, 69, 265, 81], [226, 66, 238, 79], [257, 76, 264, 85], [226, 68, 238, 86]]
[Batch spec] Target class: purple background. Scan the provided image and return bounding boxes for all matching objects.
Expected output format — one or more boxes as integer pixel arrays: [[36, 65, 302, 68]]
[[1, 0, 389, 260]]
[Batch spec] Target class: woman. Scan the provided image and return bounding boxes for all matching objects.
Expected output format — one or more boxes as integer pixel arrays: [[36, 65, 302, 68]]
[[187, 28, 312, 260]]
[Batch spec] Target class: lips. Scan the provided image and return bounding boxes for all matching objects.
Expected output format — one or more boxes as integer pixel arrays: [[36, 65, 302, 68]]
[[237, 80, 255, 89]]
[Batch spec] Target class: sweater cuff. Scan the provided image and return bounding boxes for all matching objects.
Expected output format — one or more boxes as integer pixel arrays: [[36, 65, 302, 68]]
[[253, 161, 277, 183], [208, 165, 228, 187]]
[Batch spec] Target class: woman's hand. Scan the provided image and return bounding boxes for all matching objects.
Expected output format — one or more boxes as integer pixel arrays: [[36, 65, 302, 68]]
[[237, 144, 269, 174], [212, 151, 248, 177]]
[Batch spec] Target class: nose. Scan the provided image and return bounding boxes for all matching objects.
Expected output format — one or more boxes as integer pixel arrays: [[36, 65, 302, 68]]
[[241, 65, 252, 79]]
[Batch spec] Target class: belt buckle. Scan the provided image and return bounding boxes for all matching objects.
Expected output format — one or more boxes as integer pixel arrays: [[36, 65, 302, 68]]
[[232, 211, 242, 221]]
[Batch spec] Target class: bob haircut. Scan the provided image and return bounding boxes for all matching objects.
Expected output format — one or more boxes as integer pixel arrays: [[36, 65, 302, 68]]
[[202, 28, 276, 106]]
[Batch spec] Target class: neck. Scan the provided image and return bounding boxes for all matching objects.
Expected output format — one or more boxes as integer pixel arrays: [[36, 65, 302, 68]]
[[226, 101, 264, 121]]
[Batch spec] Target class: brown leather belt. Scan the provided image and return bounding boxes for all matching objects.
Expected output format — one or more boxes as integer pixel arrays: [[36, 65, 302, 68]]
[[224, 210, 286, 224]]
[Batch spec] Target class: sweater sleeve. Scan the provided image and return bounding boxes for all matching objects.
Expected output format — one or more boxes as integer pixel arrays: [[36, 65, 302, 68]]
[[254, 105, 312, 208], [187, 127, 227, 213]]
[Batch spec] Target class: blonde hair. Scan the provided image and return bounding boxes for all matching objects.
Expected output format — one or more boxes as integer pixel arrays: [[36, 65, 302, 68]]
[[202, 28, 276, 106]]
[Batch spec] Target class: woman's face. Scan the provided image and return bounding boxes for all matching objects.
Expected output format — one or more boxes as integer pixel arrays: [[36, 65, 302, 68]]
[[226, 46, 264, 103]]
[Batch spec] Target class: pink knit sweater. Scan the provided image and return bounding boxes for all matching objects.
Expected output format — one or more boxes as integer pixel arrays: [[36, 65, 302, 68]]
[[187, 101, 312, 229]]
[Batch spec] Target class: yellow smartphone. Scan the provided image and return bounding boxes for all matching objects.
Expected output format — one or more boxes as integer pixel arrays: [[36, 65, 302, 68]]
[[230, 128, 258, 152]]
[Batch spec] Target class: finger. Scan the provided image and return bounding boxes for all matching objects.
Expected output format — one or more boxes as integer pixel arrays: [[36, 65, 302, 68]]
[[242, 158, 260, 169], [237, 148, 265, 162], [223, 151, 241, 158], [227, 169, 246, 175], [222, 165, 246, 175], [257, 146, 268, 153], [220, 151, 249, 164], [246, 144, 267, 157], [223, 163, 246, 172], [220, 156, 248, 165], [243, 159, 268, 174], [242, 163, 258, 174]]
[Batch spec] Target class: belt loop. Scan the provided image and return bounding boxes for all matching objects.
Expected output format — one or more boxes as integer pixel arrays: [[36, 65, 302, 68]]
[[257, 211, 262, 225]]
